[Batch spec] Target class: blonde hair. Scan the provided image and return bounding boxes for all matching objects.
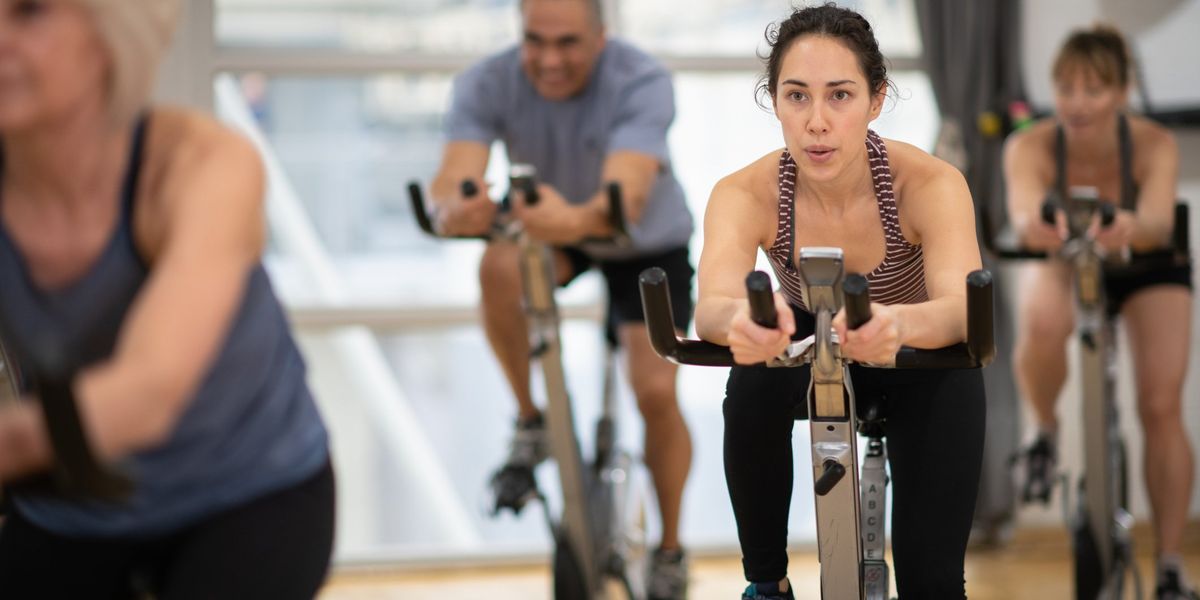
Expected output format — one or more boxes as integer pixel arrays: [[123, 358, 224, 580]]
[[74, 0, 181, 125], [1052, 23, 1131, 89]]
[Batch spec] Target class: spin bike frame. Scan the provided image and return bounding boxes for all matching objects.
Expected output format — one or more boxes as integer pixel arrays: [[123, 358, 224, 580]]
[[995, 191, 1191, 600], [408, 175, 643, 599], [638, 247, 994, 600]]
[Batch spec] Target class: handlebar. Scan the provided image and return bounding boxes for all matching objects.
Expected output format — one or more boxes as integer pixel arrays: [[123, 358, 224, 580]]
[[1011, 198, 1113, 258], [407, 179, 630, 245], [407, 182, 440, 238], [843, 274, 871, 331], [638, 268, 995, 369], [36, 370, 134, 500], [7, 343, 135, 500], [745, 272, 776, 329]]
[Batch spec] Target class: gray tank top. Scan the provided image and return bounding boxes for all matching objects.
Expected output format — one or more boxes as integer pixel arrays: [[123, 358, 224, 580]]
[[0, 117, 328, 537]]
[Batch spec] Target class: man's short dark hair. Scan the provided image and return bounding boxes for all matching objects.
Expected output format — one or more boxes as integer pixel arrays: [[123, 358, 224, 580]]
[[519, 0, 604, 28]]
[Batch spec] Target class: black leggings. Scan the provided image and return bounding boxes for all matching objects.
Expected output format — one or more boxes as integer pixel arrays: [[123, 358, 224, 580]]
[[723, 311, 985, 598], [0, 461, 335, 599]]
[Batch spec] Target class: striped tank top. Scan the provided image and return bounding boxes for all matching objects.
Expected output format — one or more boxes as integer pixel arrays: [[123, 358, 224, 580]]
[[767, 130, 928, 312]]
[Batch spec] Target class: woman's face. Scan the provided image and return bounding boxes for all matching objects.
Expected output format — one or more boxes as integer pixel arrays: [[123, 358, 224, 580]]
[[1053, 64, 1126, 142], [773, 34, 883, 184], [0, 0, 109, 132]]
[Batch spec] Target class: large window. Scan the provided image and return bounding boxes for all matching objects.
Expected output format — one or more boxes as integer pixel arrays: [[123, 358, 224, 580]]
[[198, 0, 939, 563], [621, 0, 922, 57], [216, 0, 520, 54]]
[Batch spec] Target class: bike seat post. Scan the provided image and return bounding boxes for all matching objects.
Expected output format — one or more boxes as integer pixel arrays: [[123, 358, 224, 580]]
[[796, 247, 864, 598], [517, 232, 598, 595], [1061, 193, 1128, 596]]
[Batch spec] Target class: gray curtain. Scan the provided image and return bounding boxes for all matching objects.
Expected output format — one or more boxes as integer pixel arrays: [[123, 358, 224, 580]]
[[914, 0, 1027, 542]]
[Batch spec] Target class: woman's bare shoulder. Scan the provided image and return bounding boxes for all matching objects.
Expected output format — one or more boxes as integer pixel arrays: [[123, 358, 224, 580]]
[[1126, 113, 1177, 154], [714, 149, 785, 205], [879, 137, 964, 196], [145, 107, 257, 170]]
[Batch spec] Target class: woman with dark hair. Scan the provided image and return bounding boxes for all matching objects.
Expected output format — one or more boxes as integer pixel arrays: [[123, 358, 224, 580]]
[[1007, 24, 1195, 599], [695, 4, 986, 598]]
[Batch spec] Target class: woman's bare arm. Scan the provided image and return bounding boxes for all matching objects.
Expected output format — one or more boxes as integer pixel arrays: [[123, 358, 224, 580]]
[[73, 121, 267, 461]]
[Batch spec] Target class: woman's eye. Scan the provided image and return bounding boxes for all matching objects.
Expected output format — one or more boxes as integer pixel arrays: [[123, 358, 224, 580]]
[[14, 0, 48, 18]]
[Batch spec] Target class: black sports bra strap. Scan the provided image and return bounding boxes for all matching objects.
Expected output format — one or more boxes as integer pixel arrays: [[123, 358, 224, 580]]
[[1118, 114, 1136, 211], [1053, 125, 1067, 202], [120, 113, 149, 220]]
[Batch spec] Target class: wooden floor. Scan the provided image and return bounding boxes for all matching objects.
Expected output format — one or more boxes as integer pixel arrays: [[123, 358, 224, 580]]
[[319, 524, 1200, 599]]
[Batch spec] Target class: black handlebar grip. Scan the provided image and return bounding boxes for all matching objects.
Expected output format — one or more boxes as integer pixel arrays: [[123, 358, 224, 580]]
[[460, 179, 479, 199], [1040, 199, 1058, 226], [966, 269, 995, 367], [30, 346, 134, 501], [843, 273, 872, 330], [639, 268, 682, 360], [814, 459, 846, 496], [1174, 203, 1190, 257], [606, 182, 629, 238], [1099, 202, 1116, 227], [515, 179, 539, 206], [407, 182, 437, 236], [745, 271, 778, 330]]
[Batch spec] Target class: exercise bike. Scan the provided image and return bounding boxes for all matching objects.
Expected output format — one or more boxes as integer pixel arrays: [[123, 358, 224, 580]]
[[409, 169, 650, 599], [995, 189, 1191, 600], [638, 246, 994, 599]]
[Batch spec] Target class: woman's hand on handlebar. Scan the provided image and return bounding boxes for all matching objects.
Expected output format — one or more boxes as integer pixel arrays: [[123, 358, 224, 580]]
[[1088, 208, 1134, 253], [727, 292, 795, 365], [1016, 211, 1067, 252], [0, 400, 52, 482], [834, 302, 904, 366], [436, 184, 497, 237]]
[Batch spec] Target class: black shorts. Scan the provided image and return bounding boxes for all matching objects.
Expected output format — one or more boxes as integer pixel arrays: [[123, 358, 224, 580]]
[[1104, 252, 1193, 317], [560, 246, 694, 346], [0, 461, 335, 599]]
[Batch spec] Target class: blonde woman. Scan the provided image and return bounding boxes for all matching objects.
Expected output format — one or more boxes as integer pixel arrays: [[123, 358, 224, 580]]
[[0, 2, 333, 596], [1007, 25, 1195, 599]]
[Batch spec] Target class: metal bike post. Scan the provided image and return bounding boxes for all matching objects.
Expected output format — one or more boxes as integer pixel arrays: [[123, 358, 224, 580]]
[[798, 249, 864, 599], [1075, 249, 1116, 583], [519, 235, 598, 597]]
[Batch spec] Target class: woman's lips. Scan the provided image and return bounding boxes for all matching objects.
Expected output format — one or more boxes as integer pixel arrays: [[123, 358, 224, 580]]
[[805, 147, 835, 163]]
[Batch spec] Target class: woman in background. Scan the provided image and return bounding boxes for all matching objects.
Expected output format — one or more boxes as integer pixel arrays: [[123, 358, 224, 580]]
[[1006, 24, 1195, 599]]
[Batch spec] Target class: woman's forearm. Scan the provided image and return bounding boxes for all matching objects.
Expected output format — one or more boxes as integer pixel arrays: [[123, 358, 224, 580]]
[[75, 355, 197, 463], [892, 295, 967, 350], [695, 296, 744, 346], [1130, 212, 1173, 252]]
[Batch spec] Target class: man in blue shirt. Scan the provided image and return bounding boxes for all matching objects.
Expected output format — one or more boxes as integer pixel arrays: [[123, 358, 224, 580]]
[[431, 1, 694, 597]]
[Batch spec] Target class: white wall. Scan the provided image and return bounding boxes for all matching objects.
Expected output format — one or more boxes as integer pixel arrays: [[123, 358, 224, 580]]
[[1021, 0, 1200, 111]]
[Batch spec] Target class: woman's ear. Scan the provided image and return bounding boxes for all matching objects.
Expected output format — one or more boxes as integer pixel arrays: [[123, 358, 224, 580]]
[[868, 86, 886, 120]]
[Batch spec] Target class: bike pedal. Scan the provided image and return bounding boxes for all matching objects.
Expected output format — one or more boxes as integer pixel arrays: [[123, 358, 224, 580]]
[[489, 466, 540, 516], [1021, 481, 1054, 505]]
